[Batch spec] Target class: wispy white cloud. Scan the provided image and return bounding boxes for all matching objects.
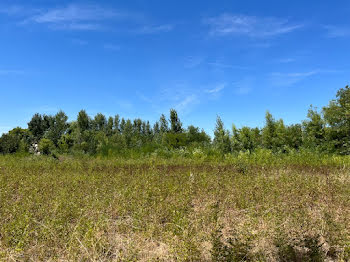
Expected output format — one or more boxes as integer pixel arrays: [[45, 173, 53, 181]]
[[31, 4, 119, 24], [174, 94, 199, 113], [21, 4, 123, 31], [203, 14, 303, 37], [205, 83, 226, 94], [269, 71, 318, 87], [2, 4, 173, 34], [272, 71, 318, 78], [324, 25, 350, 38], [269, 69, 343, 87], [135, 24, 174, 34], [50, 23, 102, 31]]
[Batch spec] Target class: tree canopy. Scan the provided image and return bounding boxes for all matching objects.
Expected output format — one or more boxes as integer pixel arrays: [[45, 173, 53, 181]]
[[2, 85, 350, 156]]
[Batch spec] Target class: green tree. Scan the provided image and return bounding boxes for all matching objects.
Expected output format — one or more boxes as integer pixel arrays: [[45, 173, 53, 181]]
[[164, 132, 187, 148], [169, 109, 182, 133], [213, 116, 231, 154], [275, 119, 287, 152], [114, 115, 120, 133], [262, 111, 275, 149], [107, 116, 114, 136], [28, 113, 50, 142], [93, 113, 107, 132], [77, 110, 90, 132], [46, 111, 69, 146], [186, 125, 211, 145], [239, 127, 257, 152], [323, 85, 350, 154], [285, 124, 302, 150], [120, 118, 126, 134], [231, 124, 241, 152], [39, 138, 55, 155], [159, 114, 169, 133], [303, 107, 325, 150], [0, 128, 30, 154], [123, 119, 134, 147], [145, 121, 153, 141]]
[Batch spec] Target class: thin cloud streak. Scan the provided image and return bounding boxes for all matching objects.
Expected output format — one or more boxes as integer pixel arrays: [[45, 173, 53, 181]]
[[174, 94, 199, 113], [269, 71, 318, 87], [135, 24, 174, 34], [204, 14, 303, 37], [50, 23, 102, 31], [31, 4, 119, 23], [22, 4, 124, 31], [205, 83, 226, 94], [5, 4, 172, 33]]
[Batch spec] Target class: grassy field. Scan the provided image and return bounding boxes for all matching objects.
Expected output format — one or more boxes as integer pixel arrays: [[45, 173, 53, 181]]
[[1, 154, 350, 261]]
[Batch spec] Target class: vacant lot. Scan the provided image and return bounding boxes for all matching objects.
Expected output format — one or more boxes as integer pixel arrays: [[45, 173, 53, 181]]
[[1, 155, 350, 261]]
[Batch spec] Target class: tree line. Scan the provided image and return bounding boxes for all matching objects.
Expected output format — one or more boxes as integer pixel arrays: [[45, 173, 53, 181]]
[[1, 85, 350, 156]]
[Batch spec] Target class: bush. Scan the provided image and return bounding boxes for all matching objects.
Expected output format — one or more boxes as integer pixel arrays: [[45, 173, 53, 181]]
[[39, 138, 55, 155]]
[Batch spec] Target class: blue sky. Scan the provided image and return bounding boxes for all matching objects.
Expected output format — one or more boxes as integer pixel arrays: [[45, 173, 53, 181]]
[[1, 0, 349, 135]]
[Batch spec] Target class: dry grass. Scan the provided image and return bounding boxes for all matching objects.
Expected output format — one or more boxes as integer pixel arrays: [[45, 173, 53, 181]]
[[1, 155, 350, 261]]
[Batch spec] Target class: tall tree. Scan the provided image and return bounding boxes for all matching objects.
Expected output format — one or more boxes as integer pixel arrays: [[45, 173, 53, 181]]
[[169, 109, 182, 133], [262, 111, 277, 150], [285, 124, 302, 150], [114, 115, 120, 133], [213, 116, 231, 154], [159, 114, 169, 133], [123, 119, 134, 147], [46, 111, 69, 146], [303, 107, 325, 150], [153, 121, 160, 135], [93, 113, 107, 132], [77, 110, 90, 132], [28, 113, 47, 142], [187, 125, 210, 144], [323, 85, 350, 153], [120, 118, 126, 134], [107, 116, 114, 136]]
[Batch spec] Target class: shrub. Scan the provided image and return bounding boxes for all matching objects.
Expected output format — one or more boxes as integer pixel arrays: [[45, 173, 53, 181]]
[[39, 138, 55, 155]]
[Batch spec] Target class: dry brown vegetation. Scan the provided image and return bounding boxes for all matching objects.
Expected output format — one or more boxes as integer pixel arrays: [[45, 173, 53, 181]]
[[1, 155, 350, 261]]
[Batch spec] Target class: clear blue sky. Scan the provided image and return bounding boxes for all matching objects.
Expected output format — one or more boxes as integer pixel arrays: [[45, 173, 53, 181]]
[[1, 0, 349, 135]]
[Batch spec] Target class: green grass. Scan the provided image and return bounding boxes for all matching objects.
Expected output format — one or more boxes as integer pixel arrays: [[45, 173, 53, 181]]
[[1, 154, 350, 261]]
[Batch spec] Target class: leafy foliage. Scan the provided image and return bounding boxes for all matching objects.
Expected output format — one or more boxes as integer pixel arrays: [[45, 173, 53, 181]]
[[3, 85, 350, 156]]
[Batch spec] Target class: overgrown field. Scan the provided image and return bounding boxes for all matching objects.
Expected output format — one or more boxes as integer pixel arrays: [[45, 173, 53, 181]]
[[1, 154, 350, 261]]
